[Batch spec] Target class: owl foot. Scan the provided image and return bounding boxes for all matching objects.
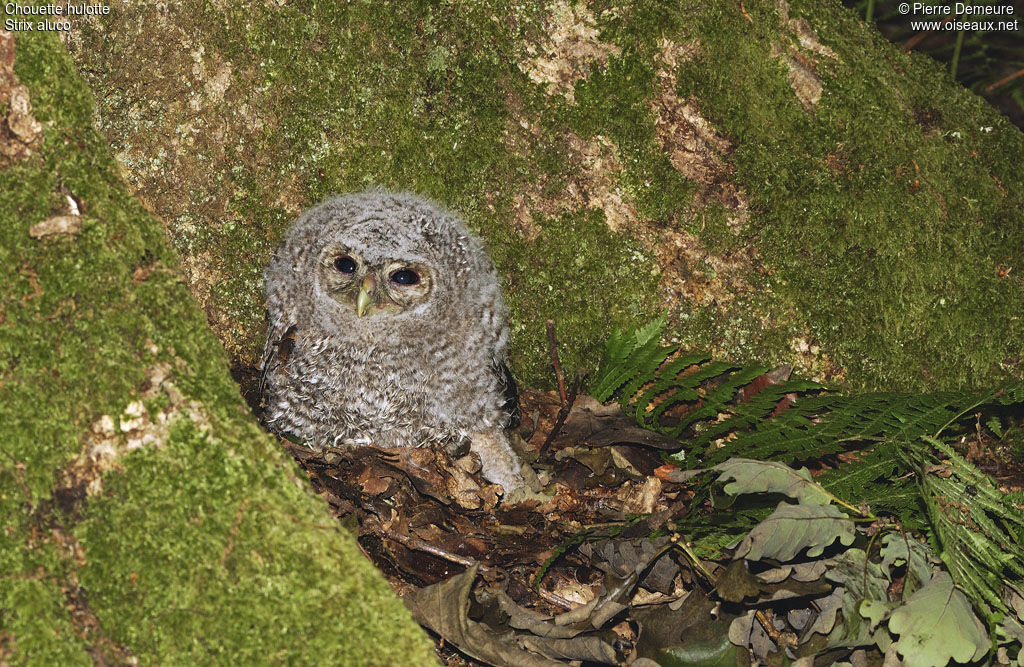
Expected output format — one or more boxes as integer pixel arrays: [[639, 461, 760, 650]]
[[470, 431, 525, 494]]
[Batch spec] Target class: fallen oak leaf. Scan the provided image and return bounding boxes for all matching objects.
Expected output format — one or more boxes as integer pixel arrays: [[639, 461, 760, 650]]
[[713, 458, 834, 506], [887, 572, 989, 667], [634, 593, 738, 666], [734, 502, 855, 562], [404, 564, 561, 667], [406, 564, 618, 664], [550, 395, 682, 451]]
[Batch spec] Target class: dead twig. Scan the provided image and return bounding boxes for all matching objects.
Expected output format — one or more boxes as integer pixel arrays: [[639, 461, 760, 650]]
[[904, 15, 954, 51], [546, 320, 567, 404], [534, 586, 579, 611], [368, 517, 477, 568], [739, 1, 752, 23], [754, 609, 798, 650], [984, 67, 1024, 93], [539, 320, 583, 457], [539, 372, 582, 458]]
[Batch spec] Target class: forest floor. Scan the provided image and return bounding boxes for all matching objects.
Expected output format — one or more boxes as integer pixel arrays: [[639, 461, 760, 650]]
[[236, 358, 1024, 666]]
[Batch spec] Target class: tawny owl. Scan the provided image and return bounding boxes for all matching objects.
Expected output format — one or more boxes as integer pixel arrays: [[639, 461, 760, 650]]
[[260, 190, 525, 492]]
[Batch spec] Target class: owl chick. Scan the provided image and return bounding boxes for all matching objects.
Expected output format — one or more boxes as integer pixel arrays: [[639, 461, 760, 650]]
[[260, 190, 525, 492]]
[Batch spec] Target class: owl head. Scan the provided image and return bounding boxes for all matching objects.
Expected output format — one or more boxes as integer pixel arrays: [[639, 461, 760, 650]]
[[265, 190, 506, 340]]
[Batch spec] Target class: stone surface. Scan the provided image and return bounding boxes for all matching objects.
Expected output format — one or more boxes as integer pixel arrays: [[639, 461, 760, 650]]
[[0, 28, 436, 665], [59, 0, 1024, 393]]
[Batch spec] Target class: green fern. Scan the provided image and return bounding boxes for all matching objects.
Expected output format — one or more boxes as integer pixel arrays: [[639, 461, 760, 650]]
[[594, 317, 1024, 622], [703, 389, 1021, 464], [595, 318, 1024, 468], [901, 437, 1024, 621], [591, 314, 677, 403], [818, 441, 919, 525], [592, 318, 827, 458]]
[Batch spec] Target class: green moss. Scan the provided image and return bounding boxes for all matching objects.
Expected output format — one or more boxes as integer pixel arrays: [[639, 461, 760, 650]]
[[76, 419, 423, 663], [1, 579, 91, 665], [673, 0, 1024, 390], [571, 48, 697, 221], [691, 201, 741, 255], [493, 209, 661, 383], [1, 28, 435, 664], [62, 0, 1024, 395], [1, 28, 154, 498], [0, 492, 92, 664], [64, 1, 679, 387], [594, 0, 687, 46]]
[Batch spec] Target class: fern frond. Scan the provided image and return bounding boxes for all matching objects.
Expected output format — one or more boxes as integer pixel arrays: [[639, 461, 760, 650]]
[[819, 441, 921, 527], [591, 314, 673, 402], [596, 321, 1024, 467], [700, 389, 1023, 467], [592, 317, 1024, 636], [631, 352, 713, 429], [900, 437, 1024, 619], [593, 319, 832, 458]]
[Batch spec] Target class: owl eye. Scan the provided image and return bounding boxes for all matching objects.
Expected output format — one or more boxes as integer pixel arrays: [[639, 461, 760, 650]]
[[390, 268, 420, 286], [334, 256, 357, 274]]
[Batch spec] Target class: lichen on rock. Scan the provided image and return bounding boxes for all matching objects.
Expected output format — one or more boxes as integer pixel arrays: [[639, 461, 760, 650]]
[[1, 29, 43, 165], [58, 0, 1024, 395], [519, 0, 621, 104]]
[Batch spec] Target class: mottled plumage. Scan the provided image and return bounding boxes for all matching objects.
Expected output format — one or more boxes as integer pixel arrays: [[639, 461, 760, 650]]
[[260, 191, 524, 491]]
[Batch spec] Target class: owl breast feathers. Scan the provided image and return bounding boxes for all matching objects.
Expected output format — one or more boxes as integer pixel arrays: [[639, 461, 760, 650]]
[[260, 190, 524, 491]]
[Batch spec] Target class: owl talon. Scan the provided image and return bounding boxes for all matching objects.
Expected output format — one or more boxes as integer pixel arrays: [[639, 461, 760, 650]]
[[470, 431, 526, 494]]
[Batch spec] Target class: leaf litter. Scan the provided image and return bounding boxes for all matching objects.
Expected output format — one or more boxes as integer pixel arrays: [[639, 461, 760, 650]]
[[262, 331, 1024, 665]]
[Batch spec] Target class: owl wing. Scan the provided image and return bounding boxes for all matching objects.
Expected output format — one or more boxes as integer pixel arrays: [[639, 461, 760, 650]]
[[258, 318, 298, 401], [496, 360, 520, 430]]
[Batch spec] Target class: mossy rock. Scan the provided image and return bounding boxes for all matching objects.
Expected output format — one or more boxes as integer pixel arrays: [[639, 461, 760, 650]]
[[60, 0, 1024, 394], [4, 0, 1024, 661], [0, 28, 436, 666]]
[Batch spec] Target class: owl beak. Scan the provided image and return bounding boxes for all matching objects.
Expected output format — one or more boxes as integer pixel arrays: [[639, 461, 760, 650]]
[[356, 275, 375, 317]]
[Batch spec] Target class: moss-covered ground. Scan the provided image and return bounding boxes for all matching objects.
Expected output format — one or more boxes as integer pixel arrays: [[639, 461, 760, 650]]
[[0, 26, 436, 665], [61, 0, 1024, 395], [4, 0, 1024, 659], [671, 0, 1024, 390]]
